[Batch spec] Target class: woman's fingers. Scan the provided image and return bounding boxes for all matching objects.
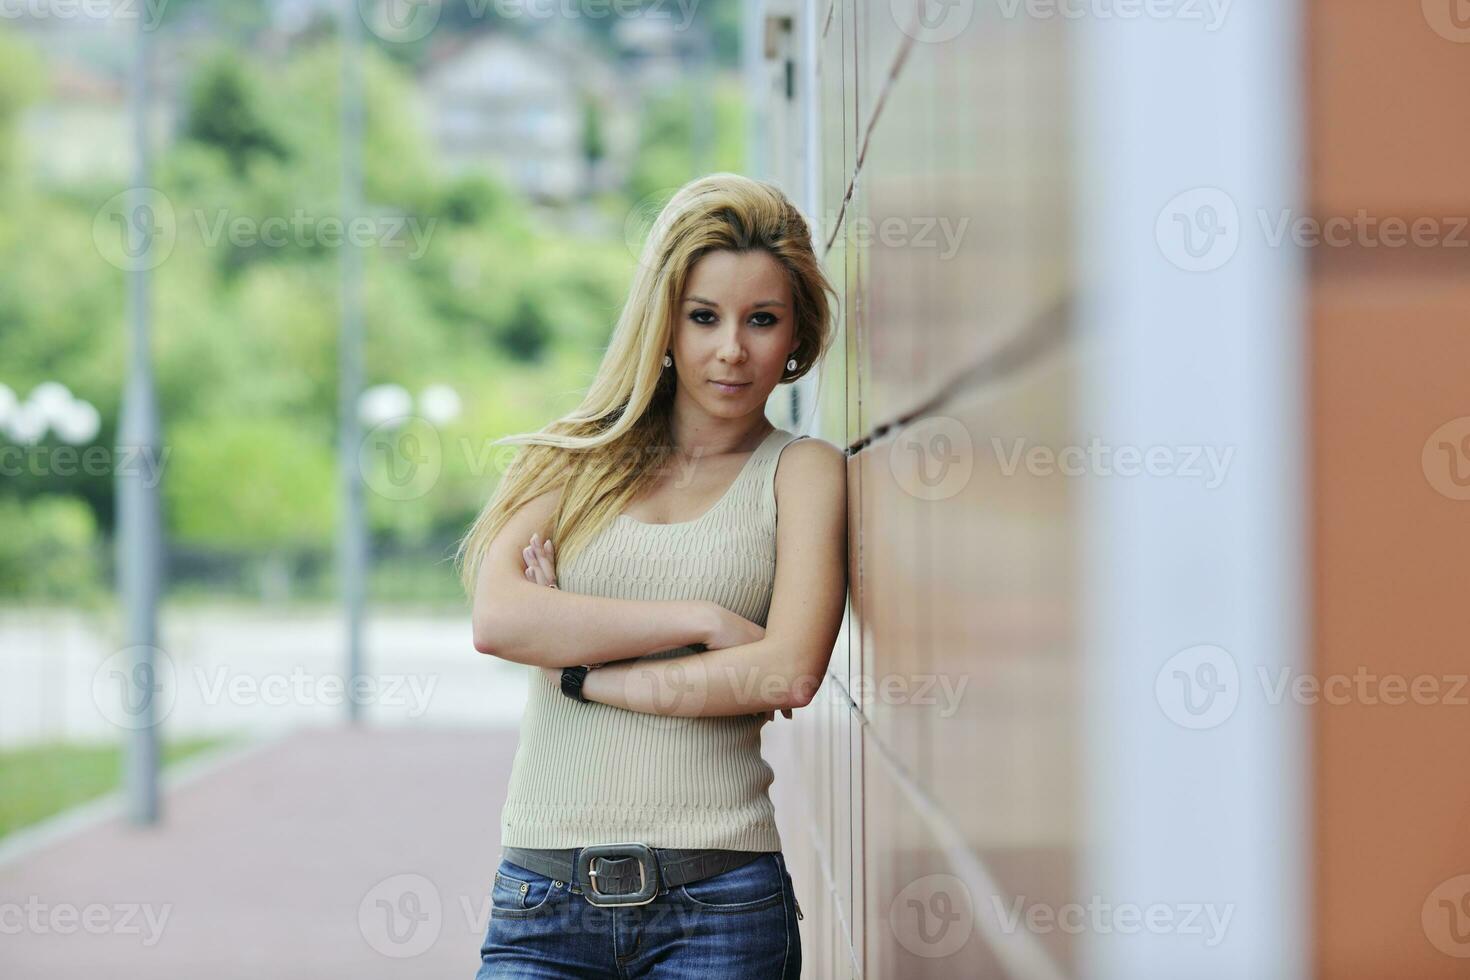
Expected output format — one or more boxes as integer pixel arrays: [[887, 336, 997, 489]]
[[524, 537, 557, 587], [532, 536, 557, 585]]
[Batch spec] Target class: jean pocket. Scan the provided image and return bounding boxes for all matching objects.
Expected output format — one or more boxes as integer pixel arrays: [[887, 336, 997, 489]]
[[491, 860, 556, 917], [676, 853, 785, 912]]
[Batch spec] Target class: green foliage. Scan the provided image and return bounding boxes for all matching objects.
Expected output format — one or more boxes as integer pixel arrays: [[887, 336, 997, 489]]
[[582, 96, 606, 165], [182, 52, 290, 175], [626, 77, 748, 203], [164, 416, 336, 552], [0, 30, 43, 181], [0, 497, 103, 602], [0, 24, 750, 604], [0, 736, 232, 839], [437, 173, 523, 229]]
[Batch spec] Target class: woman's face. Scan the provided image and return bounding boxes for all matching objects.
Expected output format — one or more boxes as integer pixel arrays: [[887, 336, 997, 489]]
[[670, 248, 797, 421]]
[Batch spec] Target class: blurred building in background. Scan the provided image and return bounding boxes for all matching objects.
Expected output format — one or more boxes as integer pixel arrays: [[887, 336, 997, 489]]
[[417, 31, 635, 200]]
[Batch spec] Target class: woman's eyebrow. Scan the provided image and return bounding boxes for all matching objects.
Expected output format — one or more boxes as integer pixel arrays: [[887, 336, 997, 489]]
[[682, 296, 788, 308]]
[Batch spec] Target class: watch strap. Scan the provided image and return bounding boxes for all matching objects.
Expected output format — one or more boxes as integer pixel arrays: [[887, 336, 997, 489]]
[[560, 665, 592, 702]]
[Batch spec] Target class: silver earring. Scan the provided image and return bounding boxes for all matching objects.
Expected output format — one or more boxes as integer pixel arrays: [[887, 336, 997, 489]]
[[663, 353, 672, 368], [786, 357, 797, 372]]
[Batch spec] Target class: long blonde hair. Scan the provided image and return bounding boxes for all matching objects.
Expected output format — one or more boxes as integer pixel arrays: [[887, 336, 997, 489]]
[[453, 173, 837, 598]]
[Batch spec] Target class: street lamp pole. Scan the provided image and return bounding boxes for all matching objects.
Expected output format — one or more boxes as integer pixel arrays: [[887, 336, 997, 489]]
[[119, 6, 162, 824], [338, 0, 367, 724]]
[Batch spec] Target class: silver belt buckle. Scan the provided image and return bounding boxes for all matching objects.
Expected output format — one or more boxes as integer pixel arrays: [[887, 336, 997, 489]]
[[575, 843, 659, 907]]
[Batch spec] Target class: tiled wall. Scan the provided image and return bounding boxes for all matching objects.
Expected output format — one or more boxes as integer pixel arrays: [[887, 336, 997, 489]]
[[766, 1, 1079, 976]]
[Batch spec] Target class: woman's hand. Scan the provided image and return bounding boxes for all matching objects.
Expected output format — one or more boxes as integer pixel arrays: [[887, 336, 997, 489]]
[[698, 607, 792, 723], [522, 532, 557, 588], [522, 534, 565, 689], [701, 603, 765, 653]]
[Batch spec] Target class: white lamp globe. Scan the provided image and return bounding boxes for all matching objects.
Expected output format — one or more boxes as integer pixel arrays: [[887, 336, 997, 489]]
[[6, 401, 47, 445], [419, 385, 461, 426], [52, 399, 102, 445], [358, 384, 413, 428], [29, 381, 75, 422]]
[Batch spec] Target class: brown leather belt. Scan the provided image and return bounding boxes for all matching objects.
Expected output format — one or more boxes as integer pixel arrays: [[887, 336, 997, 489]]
[[501, 842, 765, 907]]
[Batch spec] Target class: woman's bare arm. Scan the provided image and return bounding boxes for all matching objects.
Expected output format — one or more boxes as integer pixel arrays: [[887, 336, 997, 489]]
[[581, 438, 848, 714], [471, 488, 716, 668]]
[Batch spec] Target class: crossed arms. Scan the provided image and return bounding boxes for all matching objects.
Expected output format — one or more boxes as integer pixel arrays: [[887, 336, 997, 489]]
[[471, 438, 848, 717]]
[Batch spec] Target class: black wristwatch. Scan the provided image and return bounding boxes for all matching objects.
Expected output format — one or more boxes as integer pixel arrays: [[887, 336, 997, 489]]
[[560, 665, 593, 702]]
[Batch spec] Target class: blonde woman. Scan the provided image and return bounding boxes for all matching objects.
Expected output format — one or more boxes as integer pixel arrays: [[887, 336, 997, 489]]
[[457, 173, 848, 979]]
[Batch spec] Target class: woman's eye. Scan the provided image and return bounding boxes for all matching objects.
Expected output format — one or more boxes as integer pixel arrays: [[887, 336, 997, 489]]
[[689, 310, 778, 327]]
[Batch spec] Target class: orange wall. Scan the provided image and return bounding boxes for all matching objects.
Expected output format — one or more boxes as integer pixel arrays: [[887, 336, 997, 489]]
[[1311, 2, 1470, 977]]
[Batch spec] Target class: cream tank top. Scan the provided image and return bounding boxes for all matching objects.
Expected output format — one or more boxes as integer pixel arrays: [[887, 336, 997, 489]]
[[498, 426, 809, 851]]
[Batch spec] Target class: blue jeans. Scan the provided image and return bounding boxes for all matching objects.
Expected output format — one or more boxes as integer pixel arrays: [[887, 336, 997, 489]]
[[474, 850, 802, 978]]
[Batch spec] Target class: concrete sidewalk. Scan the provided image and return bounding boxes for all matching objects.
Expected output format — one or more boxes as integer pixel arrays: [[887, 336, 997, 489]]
[[0, 726, 515, 979]]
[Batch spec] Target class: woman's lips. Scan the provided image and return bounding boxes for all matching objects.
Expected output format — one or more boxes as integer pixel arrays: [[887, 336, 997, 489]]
[[709, 380, 750, 394]]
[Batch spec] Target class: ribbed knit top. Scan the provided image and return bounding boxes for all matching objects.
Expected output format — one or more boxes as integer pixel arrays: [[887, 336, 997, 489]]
[[499, 426, 809, 851]]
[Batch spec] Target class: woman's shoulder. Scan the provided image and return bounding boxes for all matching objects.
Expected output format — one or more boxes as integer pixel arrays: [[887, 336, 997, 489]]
[[776, 432, 843, 459], [773, 434, 846, 497]]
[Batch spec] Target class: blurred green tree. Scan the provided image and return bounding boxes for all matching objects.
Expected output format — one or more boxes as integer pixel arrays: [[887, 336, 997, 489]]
[[182, 54, 290, 176]]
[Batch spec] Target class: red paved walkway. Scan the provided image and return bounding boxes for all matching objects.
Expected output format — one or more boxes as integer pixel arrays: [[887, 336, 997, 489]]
[[0, 727, 514, 979]]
